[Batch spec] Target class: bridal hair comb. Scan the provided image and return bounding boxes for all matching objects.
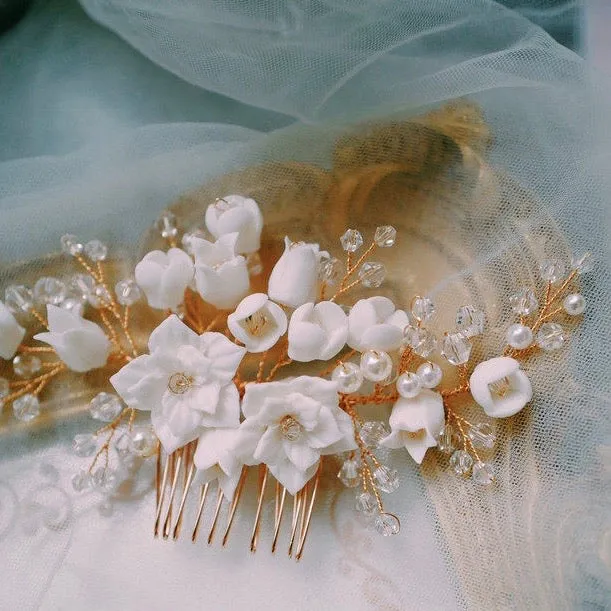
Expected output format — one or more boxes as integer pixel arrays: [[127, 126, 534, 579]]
[[0, 194, 594, 559]]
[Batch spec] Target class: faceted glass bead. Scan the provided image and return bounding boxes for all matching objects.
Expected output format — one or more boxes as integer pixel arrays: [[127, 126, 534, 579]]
[[360, 350, 393, 382], [71, 470, 92, 492], [89, 392, 123, 422], [84, 240, 108, 262], [563, 293, 586, 316], [13, 394, 40, 421], [536, 322, 565, 351], [374, 512, 401, 536], [5, 284, 34, 313], [13, 354, 42, 378], [72, 433, 97, 457], [437, 425, 459, 454], [539, 259, 565, 284], [403, 326, 437, 358], [509, 288, 539, 316], [280, 415, 303, 441], [155, 211, 178, 239], [115, 279, 141, 306], [0, 377, 10, 403], [373, 465, 399, 493], [91, 467, 118, 492], [246, 252, 263, 276], [450, 450, 474, 476], [472, 462, 495, 486], [89, 285, 112, 309], [570, 252, 594, 275], [455, 305, 485, 337], [340, 229, 364, 253], [338, 459, 360, 488], [360, 421, 390, 449], [411, 296, 436, 323], [467, 423, 496, 450], [355, 492, 378, 517], [396, 372, 421, 399], [318, 257, 342, 285], [60, 298, 84, 316], [60, 234, 83, 256], [332, 362, 363, 394], [128, 427, 158, 457], [33, 277, 67, 305], [416, 361, 443, 389], [68, 274, 96, 301], [113, 431, 132, 461], [441, 332, 472, 366], [358, 262, 386, 288], [374, 225, 397, 248]]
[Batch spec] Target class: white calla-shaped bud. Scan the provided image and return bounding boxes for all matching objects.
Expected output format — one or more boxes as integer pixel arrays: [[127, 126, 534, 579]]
[[227, 293, 287, 353], [34, 305, 111, 372], [135, 248, 194, 310], [204, 195, 263, 254], [381, 389, 445, 464], [470, 356, 532, 418], [288, 301, 348, 362], [0, 300, 25, 359], [192, 233, 250, 310], [347, 296, 410, 351]]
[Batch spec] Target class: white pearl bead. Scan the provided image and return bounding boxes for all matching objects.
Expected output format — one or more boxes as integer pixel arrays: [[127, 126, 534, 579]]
[[360, 350, 393, 382], [332, 362, 363, 394], [396, 372, 421, 398], [416, 362, 443, 389], [505, 323, 533, 350], [563, 293, 585, 316]]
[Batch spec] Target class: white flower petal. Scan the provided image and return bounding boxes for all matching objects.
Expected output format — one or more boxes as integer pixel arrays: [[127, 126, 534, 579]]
[[199, 383, 241, 428], [199, 332, 246, 383], [287, 321, 326, 362], [283, 440, 320, 471], [360, 323, 403, 351], [0, 301, 25, 360], [148, 314, 200, 353], [269, 459, 319, 496], [110, 354, 156, 410]]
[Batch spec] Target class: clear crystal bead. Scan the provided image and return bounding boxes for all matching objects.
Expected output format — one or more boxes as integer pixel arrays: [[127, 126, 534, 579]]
[[338, 459, 360, 488], [5, 285, 34, 313], [355, 492, 378, 516], [360, 350, 393, 382], [340, 229, 364, 252], [318, 257, 342, 285], [71, 470, 92, 492], [114, 279, 141, 306], [509, 288, 539, 316], [472, 462, 495, 485], [331, 362, 363, 394], [449, 450, 474, 476], [374, 225, 397, 248], [60, 234, 83, 256], [358, 262, 386, 288], [13, 394, 40, 421], [246, 252, 263, 276], [89, 285, 112, 309], [570, 252, 594, 275], [373, 465, 399, 493], [84, 240, 108, 262], [441, 332, 472, 365], [155, 211, 178, 239], [437, 425, 459, 454], [467, 423, 496, 449], [91, 467, 118, 492], [536, 322, 565, 351], [416, 361, 443, 389], [33, 277, 67, 305], [455, 305, 485, 337], [60, 298, 84, 316], [539, 259, 565, 284], [113, 431, 132, 461], [403, 326, 438, 357], [72, 433, 97, 457], [68, 274, 96, 301], [13, 354, 42, 378], [411, 296, 436, 323], [360, 421, 390, 449], [89, 392, 123, 422], [128, 427, 157, 457], [0, 378, 9, 404], [374, 512, 401, 536]]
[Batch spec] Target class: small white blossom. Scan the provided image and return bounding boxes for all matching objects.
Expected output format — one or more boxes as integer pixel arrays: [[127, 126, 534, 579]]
[[0, 300, 25, 360]]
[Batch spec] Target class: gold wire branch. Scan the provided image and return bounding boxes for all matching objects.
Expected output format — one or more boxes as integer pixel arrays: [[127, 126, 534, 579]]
[[329, 238, 378, 302], [5, 363, 66, 405]]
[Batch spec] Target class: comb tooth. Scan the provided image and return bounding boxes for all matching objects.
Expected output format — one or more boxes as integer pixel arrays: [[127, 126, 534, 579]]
[[172, 459, 196, 540], [162, 450, 183, 539], [207, 487, 225, 545], [155, 442, 162, 507], [288, 490, 303, 557], [250, 465, 268, 553], [222, 467, 248, 547], [295, 465, 321, 561], [154, 450, 171, 537], [191, 482, 210, 543], [271, 482, 287, 554]]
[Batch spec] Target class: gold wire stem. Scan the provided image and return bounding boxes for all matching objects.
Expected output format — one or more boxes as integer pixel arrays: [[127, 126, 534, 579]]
[[330, 240, 377, 301], [29, 308, 48, 329], [98, 308, 126, 357], [364, 463, 384, 513], [18, 345, 56, 353], [207, 488, 225, 545], [256, 351, 269, 383], [191, 483, 210, 542], [329, 276, 363, 303], [318, 349, 357, 377], [450, 409, 483, 464], [318, 281, 327, 301], [222, 467, 248, 546], [74, 254, 102, 284], [250, 465, 269, 552], [4, 364, 64, 402], [204, 314, 222, 333], [265, 353, 292, 382]]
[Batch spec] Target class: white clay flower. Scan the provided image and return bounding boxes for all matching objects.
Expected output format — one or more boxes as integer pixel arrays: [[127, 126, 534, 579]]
[[227, 293, 287, 353], [236, 376, 356, 494], [347, 296, 410, 352], [110, 315, 246, 453], [204, 194, 263, 254], [34, 305, 111, 372], [268, 237, 328, 309], [381, 389, 445, 464], [470, 356, 532, 418], [192, 233, 250, 310], [135, 248, 194, 310], [288, 301, 348, 362], [0, 300, 25, 360]]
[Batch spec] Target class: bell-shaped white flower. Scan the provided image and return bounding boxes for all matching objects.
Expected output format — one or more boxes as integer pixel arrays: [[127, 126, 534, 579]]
[[110, 315, 246, 453], [288, 301, 348, 362], [347, 296, 410, 352], [192, 233, 250, 310], [33, 305, 111, 372], [268, 237, 328, 309], [470, 356, 532, 418], [236, 376, 356, 494], [135, 248, 194, 310], [227, 293, 287, 353], [204, 195, 263, 254], [0, 300, 25, 360], [381, 389, 445, 464]]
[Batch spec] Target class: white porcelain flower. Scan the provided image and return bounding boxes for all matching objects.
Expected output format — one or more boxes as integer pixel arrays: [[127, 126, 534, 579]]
[[288, 301, 348, 362], [347, 296, 410, 351], [237, 376, 356, 494], [470, 356, 532, 418], [192, 233, 250, 310], [381, 389, 445, 464], [227, 293, 287, 353], [0, 300, 25, 360], [204, 195, 263, 254], [135, 248, 194, 310], [33, 305, 111, 372], [268, 237, 328, 309], [110, 315, 246, 453]]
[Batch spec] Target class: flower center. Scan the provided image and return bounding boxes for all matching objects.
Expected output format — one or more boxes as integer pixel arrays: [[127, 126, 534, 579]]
[[405, 428, 427, 442], [168, 372, 194, 395], [488, 376, 512, 398], [243, 310, 270, 337], [214, 197, 237, 213], [279, 415, 303, 442]]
